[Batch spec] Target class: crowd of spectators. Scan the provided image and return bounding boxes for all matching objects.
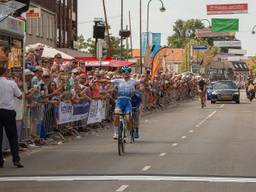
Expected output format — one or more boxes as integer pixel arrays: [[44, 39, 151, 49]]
[[8, 44, 199, 142]]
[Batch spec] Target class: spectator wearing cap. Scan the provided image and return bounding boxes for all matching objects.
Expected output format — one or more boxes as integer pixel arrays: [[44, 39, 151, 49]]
[[0, 62, 24, 168], [51, 53, 63, 73]]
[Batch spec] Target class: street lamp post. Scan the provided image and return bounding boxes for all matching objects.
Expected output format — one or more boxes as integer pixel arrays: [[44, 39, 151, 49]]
[[146, 0, 166, 45], [252, 25, 256, 34], [120, 0, 124, 60], [139, 0, 142, 73], [200, 19, 211, 28]]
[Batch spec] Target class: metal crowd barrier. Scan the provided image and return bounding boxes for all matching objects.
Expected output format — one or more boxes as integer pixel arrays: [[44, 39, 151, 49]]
[[2, 84, 197, 150]]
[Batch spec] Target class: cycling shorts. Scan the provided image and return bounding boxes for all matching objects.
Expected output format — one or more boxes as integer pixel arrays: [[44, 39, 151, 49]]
[[115, 97, 132, 114]]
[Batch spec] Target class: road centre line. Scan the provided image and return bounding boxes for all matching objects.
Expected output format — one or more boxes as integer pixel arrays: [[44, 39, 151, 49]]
[[181, 136, 187, 139], [206, 111, 217, 120], [116, 185, 129, 192], [142, 166, 151, 171], [172, 143, 178, 147], [189, 130, 194, 133], [219, 104, 225, 109], [196, 110, 217, 128], [159, 153, 166, 157], [4, 175, 256, 183], [195, 120, 206, 128]]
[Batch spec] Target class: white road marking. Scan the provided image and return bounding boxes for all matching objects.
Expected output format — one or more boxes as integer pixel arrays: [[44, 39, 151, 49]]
[[142, 166, 151, 171], [219, 104, 225, 109], [3, 175, 256, 183], [195, 119, 206, 128], [181, 136, 187, 139], [172, 143, 178, 147], [116, 185, 129, 192], [196, 110, 217, 128], [189, 130, 194, 133], [159, 153, 166, 157], [206, 111, 217, 120]]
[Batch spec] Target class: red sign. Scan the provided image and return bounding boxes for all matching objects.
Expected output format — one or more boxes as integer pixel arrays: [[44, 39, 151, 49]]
[[207, 3, 248, 15]]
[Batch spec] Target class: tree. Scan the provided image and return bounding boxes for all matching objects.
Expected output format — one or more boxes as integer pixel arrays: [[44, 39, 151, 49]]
[[181, 38, 219, 72], [167, 19, 204, 48], [81, 36, 131, 59], [77, 34, 87, 50]]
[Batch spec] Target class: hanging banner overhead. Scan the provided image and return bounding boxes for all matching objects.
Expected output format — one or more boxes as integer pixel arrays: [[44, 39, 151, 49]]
[[207, 3, 248, 15], [228, 49, 247, 55], [214, 41, 241, 48], [212, 18, 239, 32], [196, 28, 235, 38]]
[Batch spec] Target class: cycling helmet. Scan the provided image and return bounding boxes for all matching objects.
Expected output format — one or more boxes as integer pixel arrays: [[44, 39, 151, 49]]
[[121, 66, 132, 73]]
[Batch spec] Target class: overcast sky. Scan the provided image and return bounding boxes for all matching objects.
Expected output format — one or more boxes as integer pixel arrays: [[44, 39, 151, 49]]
[[78, 0, 256, 56]]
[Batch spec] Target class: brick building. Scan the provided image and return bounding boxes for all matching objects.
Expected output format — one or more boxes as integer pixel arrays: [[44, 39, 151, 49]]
[[26, 0, 78, 48]]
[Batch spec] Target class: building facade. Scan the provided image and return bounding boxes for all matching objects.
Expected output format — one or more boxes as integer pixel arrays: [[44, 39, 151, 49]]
[[26, 0, 78, 48], [26, 2, 56, 47], [56, 0, 78, 48]]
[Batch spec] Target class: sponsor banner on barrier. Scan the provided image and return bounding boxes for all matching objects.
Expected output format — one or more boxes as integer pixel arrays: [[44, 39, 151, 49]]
[[87, 100, 107, 124], [207, 3, 248, 15], [58, 100, 90, 125]]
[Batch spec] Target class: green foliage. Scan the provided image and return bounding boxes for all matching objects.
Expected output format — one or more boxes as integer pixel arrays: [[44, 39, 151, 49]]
[[251, 56, 256, 76], [167, 19, 204, 48], [77, 34, 131, 59]]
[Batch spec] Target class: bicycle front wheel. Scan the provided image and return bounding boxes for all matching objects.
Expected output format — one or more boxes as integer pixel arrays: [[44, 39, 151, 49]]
[[118, 122, 124, 156]]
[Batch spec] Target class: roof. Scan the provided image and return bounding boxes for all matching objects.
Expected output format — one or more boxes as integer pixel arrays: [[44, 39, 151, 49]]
[[132, 49, 141, 58], [57, 48, 93, 58], [165, 48, 184, 63]]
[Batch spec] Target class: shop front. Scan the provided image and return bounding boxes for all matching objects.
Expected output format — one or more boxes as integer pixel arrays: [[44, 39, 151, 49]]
[[0, 16, 25, 74]]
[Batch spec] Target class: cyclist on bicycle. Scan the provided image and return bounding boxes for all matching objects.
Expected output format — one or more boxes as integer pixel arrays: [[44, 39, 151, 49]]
[[97, 66, 141, 139], [198, 77, 207, 108]]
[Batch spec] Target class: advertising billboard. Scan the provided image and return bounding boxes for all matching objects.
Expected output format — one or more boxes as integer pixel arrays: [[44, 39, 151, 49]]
[[207, 3, 248, 15]]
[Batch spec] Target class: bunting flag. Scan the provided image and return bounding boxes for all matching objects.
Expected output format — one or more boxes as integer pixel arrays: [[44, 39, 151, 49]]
[[212, 18, 239, 32]]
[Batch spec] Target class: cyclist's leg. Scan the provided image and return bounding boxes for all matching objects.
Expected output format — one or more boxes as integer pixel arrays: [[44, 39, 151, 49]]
[[134, 109, 140, 138], [123, 99, 132, 131], [113, 99, 124, 139]]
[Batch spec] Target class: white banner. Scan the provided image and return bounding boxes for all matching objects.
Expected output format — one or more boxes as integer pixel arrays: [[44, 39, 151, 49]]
[[87, 100, 107, 124], [228, 56, 248, 62], [58, 100, 90, 125], [228, 49, 247, 55], [214, 41, 241, 48]]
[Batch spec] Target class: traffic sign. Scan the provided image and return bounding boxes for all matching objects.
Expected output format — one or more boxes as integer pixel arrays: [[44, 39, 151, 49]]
[[192, 45, 208, 50]]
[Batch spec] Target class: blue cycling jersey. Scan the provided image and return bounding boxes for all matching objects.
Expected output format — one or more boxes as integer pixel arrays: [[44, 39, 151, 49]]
[[111, 79, 140, 98]]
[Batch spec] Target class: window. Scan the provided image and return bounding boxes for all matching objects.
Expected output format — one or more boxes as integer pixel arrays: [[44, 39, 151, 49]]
[[57, 28, 60, 44], [27, 18, 32, 34], [65, 31, 67, 44], [46, 16, 49, 39], [49, 17, 53, 39], [36, 18, 39, 36], [40, 15, 43, 37]]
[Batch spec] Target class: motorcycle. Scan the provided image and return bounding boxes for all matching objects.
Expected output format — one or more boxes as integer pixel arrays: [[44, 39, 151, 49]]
[[247, 90, 255, 102]]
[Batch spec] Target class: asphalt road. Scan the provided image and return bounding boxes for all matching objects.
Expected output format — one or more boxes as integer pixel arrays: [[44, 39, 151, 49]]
[[1, 92, 256, 192]]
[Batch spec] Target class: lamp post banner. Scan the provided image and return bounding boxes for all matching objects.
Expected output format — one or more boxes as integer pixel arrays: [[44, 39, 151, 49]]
[[142, 32, 152, 56], [151, 33, 161, 57]]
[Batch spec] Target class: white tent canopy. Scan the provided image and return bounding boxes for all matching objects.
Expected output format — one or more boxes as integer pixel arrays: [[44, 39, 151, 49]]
[[26, 43, 74, 60]]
